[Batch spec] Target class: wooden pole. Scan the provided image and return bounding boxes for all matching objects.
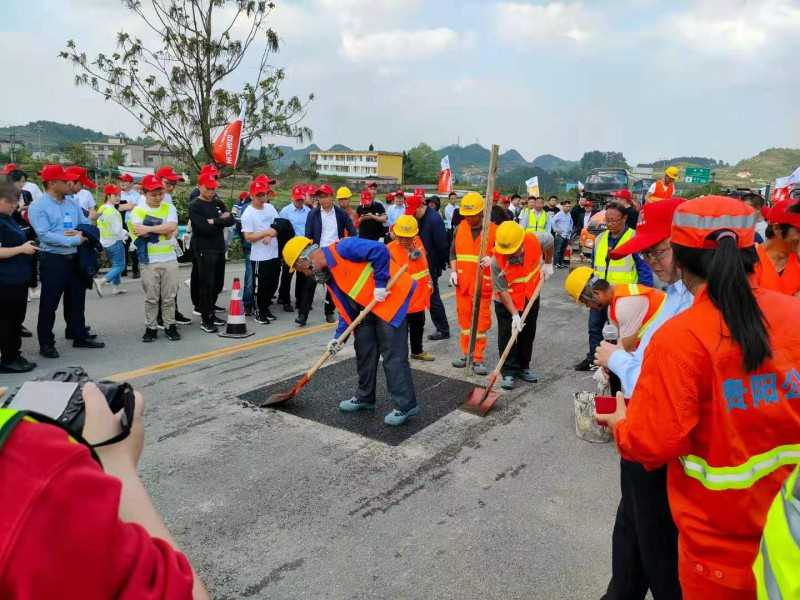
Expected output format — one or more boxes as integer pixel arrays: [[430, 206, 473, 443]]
[[465, 144, 499, 373]]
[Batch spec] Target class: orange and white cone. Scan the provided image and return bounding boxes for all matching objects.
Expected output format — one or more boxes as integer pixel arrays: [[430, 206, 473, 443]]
[[219, 277, 254, 338]]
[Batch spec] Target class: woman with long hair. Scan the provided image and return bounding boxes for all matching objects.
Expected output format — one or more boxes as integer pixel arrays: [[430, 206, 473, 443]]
[[598, 196, 800, 599], [752, 199, 800, 297]]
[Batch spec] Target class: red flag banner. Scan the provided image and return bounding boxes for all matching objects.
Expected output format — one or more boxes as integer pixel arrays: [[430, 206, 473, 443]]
[[212, 104, 246, 168]]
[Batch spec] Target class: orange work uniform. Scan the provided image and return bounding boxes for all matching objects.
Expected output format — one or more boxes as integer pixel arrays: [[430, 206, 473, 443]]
[[649, 180, 675, 202], [615, 287, 800, 598], [387, 238, 431, 314], [608, 284, 667, 347], [752, 244, 800, 296], [453, 220, 497, 362]]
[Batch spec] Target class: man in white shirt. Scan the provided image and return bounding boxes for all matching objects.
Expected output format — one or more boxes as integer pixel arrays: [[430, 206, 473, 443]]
[[241, 180, 280, 324]]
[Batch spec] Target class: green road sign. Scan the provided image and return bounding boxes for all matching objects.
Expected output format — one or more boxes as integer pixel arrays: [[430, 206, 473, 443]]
[[684, 167, 711, 184]]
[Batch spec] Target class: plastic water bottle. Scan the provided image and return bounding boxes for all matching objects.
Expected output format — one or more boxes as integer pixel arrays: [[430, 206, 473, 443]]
[[602, 322, 619, 343], [63, 209, 73, 231]]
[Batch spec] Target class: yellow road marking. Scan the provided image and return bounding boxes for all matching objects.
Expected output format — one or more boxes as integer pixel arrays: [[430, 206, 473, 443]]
[[106, 290, 458, 382]]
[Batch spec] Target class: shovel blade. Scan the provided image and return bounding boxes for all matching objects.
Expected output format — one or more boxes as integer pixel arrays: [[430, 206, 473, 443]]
[[258, 375, 310, 407], [462, 387, 499, 416]]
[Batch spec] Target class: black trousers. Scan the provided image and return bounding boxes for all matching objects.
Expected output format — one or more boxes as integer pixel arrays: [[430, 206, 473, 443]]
[[587, 306, 608, 361], [601, 459, 681, 600], [193, 250, 225, 323], [277, 261, 307, 308], [253, 258, 281, 316], [37, 253, 88, 347], [353, 314, 416, 412], [0, 284, 28, 363], [494, 298, 540, 375], [428, 268, 450, 335], [299, 278, 334, 317], [124, 237, 140, 276], [407, 310, 425, 355]]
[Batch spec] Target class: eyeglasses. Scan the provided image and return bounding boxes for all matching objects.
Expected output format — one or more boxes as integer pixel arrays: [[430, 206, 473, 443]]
[[642, 246, 671, 262]]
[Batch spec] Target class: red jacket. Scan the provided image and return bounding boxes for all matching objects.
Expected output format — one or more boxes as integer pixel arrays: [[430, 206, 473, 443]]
[[615, 287, 800, 592], [0, 419, 194, 599]]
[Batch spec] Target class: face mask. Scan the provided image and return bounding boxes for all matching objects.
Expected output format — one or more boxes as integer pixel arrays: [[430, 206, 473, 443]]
[[313, 267, 331, 284]]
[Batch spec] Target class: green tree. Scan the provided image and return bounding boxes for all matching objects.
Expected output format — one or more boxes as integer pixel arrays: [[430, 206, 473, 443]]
[[406, 143, 439, 184], [65, 143, 94, 166], [579, 150, 629, 172], [60, 0, 313, 171], [106, 147, 125, 169]]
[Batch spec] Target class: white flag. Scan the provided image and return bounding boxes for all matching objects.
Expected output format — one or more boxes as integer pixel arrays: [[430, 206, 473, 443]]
[[525, 176, 539, 196], [441, 155, 450, 171], [775, 166, 800, 189]]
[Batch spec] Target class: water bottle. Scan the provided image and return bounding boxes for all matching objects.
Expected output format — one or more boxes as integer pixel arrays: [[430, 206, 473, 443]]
[[63, 209, 73, 231], [602, 322, 619, 343]]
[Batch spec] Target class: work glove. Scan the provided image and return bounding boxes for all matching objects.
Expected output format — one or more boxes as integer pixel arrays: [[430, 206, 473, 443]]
[[327, 338, 343, 356], [542, 263, 554, 281], [449, 271, 458, 287], [511, 312, 525, 334], [479, 256, 492, 269], [373, 287, 389, 302]]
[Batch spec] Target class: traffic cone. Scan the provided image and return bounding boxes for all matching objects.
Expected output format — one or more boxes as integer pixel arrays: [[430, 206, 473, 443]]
[[219, 277, 254, 338]]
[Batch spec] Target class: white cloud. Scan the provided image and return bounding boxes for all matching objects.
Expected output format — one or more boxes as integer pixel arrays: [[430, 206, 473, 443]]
[[340, 28, 463, 62], [495, 2, 599, 45]]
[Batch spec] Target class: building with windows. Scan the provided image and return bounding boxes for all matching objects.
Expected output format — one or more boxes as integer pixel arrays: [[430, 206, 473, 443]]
[[309, 150, 404, 184], [82, 138, 179, 168]]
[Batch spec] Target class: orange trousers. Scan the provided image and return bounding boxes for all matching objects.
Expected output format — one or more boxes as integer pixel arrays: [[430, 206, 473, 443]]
[[456, 292, 492, 362]]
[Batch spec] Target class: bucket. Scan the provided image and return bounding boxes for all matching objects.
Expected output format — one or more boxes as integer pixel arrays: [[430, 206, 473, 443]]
[[574, 391, 612, 443]]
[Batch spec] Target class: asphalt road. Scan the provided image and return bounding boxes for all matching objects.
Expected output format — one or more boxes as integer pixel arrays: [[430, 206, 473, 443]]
[[3, 263, 621, 599]]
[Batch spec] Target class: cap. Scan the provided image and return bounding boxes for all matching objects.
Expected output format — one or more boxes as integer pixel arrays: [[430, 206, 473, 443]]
[[404, 194, 423, 215], [254, 174, 277, 185], [765, 199, 800, 229], [39, 164, 80, 183], [385, 192, 395, 202], [239, 191, 249, 201], [117, 173, 134, 183], [2, 163, 17, 175], [155, 166, 183, 182], [197, 172, 219, 189], [199, 164, 219, 176], [610, 198, 684, 258], [367, 181, 378, 189], [103, 184, 121, 196], [314, 184, 334, 197], [249, 180, 270, 196], [141, 174, 164, 191], [65, 166, 97, 189], [611, 189, 632, 202], [360, 190, 373, 206], [671, 195, 755, 249], [492, 190, 501, 203], [291, 184, 306, 201], [304, 184, 317, 195], [395, 189, 405, 198]]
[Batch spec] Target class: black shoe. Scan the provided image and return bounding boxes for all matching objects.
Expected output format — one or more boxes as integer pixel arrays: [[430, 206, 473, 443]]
[[132, 272, 141, 280], [39, 345, 59, 359], [212, 317, 226, 327], [164, 325, 181, 341], [174, 312, 192, 325], [156, 317, 165, 330], [574, 358, 592, 372], [142, 328, 158, 343], [73, 338, 105, 349], [20, 325, 32, 338], [325, 313, 336, 323], [213, 305, 225, 312], [263, 308, 277, 321], [282, 303, 294, 313], [0, 357, 36, 373], [295, 313, 308, 327], [244, 306, 254, 317], [428, 330, 450, 341], [201, 322, 219, 333], [254, 314, 271, 325]]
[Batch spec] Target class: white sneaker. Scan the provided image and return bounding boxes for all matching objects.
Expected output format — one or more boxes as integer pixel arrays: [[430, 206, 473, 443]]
[[93, 278, 104, 297], [109, 285, 125, 295], [29, 287, 41, 299]]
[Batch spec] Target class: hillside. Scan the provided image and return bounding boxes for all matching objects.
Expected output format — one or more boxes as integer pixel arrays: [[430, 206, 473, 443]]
[[732, 148, 800, 182], [638, 156, 727, 169], [0, 120, 109, 150], [435, 144, 574, 176], [532, 154, 576, 172]]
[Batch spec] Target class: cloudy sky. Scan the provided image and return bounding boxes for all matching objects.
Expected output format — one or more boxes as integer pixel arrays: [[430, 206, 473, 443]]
[[2, 0, 799, 164]]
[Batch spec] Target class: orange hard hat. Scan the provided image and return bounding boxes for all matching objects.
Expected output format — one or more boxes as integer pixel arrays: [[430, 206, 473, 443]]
[[671, 195, 756, 249]]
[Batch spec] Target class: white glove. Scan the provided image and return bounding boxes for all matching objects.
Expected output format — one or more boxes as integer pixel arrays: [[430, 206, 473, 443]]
[[542, 263, 554, 281], [373, 287, 389, 302], [479, 256, 492, 269], [449, 271, 458, 287], [327, 338, 343, 355], [511, 312, 525, 334]]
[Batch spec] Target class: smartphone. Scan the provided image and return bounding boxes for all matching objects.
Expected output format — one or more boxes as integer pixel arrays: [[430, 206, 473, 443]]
[[594, 394, 617, 426]]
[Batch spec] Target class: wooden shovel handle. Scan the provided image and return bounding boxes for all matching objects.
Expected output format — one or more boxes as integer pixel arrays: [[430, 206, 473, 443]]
[[304, 263, 409, 379], [490, 273, 544, 379]]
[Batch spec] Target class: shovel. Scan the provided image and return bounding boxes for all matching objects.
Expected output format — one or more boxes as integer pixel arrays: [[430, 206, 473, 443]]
[[463, 277, 544, 416], [259, 264, 408, 407]]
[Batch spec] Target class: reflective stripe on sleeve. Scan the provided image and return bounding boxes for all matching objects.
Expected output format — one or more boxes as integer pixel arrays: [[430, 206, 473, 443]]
[[680, 445, 800, 491]]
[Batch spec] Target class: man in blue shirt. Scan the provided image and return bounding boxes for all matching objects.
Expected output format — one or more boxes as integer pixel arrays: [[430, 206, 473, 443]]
[[28, 165, 105, 358], [550, 198, 574, 268], [592, 198, 689, 600], [277, 184, 311, 313]]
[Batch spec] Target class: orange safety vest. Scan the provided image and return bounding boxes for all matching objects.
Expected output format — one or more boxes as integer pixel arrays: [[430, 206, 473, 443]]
[[608, 283, 667, 342], [388, 238, 431, 313], [615, 287, 800, 591], [493, 233, 542, 311], [324, 242, 416, 327], [753, 244, 800, 297], [453, 220, 497, 298], [649, 180, 674, 202]]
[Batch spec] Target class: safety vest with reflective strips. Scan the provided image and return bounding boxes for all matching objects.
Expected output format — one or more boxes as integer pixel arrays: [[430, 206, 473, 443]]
[[127, 203, 175, 260], [609, 284, 666, 342], [494, 233, 542, 311], [96, 204, 123, 245], [649, 180, 674, 202], [0, 408, 98, 461], [387, 238, 431, 313], [525, 210, 548, 234], [754, 465, 800, 599], [323, 241, 416, 327], [593, 229, 637, 284], [453, 220, 497, 298]]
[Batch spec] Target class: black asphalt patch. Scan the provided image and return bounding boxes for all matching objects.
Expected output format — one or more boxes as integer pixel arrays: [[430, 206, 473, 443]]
[[239, 357, 475, 446]]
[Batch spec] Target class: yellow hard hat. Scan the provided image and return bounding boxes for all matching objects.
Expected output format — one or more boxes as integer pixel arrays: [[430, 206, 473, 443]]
[[460, 191, 484, 216], [494, 220, 525, 255], [665, 166, 679, 180], [282, 236, 312, 272], [393, 215, 419, 238], [564, 266, 593, 303], [336, 186, 353, 200]]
